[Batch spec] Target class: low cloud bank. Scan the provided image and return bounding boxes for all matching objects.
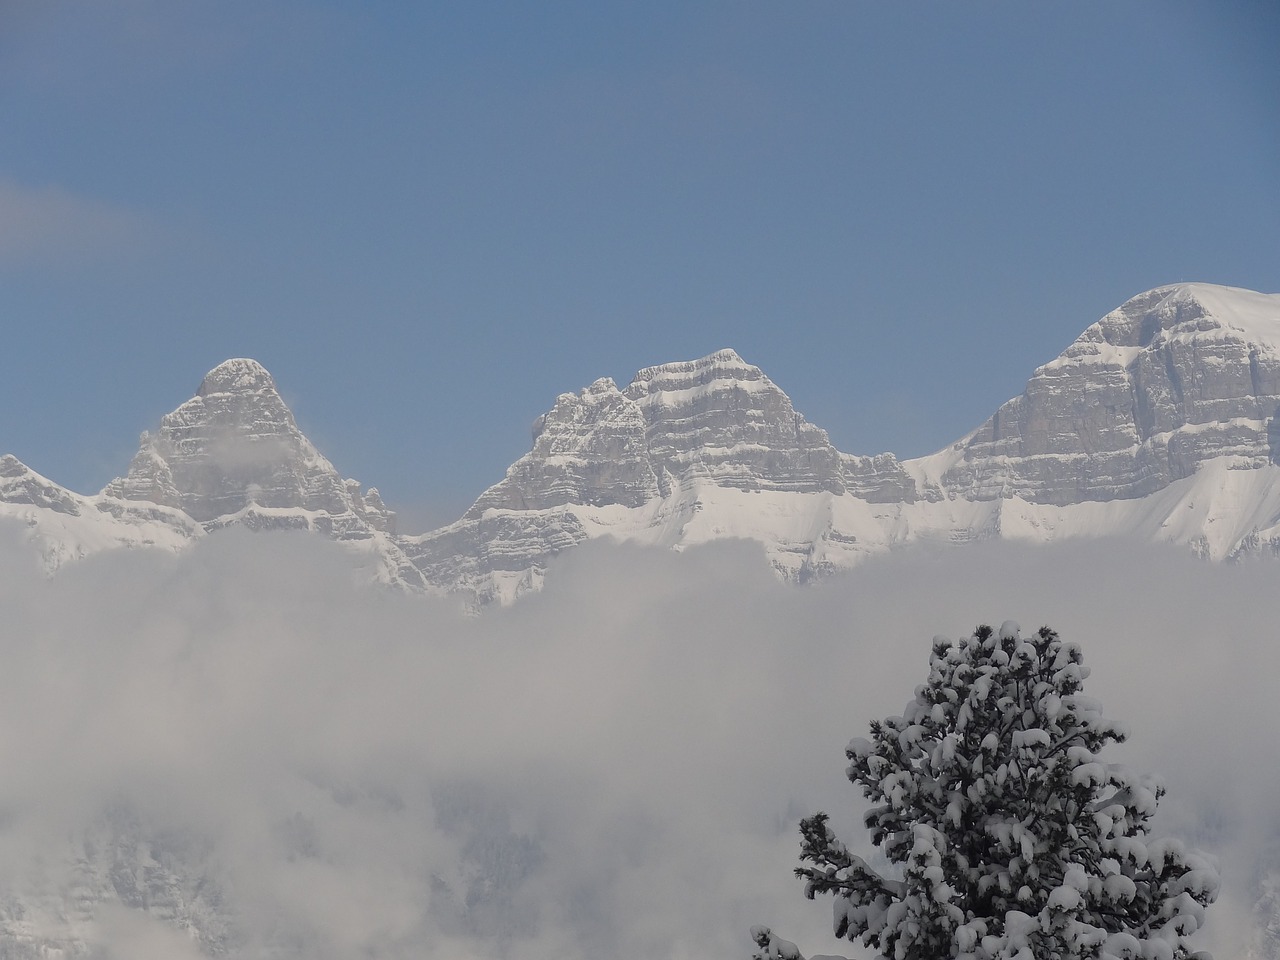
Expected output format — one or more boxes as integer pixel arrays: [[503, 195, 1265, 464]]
[[0, 524, 1274, 958]]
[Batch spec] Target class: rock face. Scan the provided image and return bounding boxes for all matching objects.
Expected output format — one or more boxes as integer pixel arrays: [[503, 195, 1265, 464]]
[[466, 349, 915, 514], [467, 376, 659, 513], [3, 363, 425, 588], [618, 349, 913, 501], [1, 453, 83, 515], [928, 284, 1280, 504]]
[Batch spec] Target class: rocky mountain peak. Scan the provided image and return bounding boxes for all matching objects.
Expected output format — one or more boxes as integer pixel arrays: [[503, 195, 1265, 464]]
[[102, 359, 397, 537], [1061, 283, 1280, 361], [620, 348, 857, 496], [623, 347, 759, 400], [1164, 282, 1271, 343], [404, 348, 917, 600], [1, 453, 29, 477], [465, 347, 870, 519], [196, 357, 278, 397], [13, 282, 1280, 607], [461, 347, 919, 515]]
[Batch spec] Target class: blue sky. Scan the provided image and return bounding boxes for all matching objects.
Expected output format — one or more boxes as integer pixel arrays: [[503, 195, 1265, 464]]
[[2, 1, 1277, 529]]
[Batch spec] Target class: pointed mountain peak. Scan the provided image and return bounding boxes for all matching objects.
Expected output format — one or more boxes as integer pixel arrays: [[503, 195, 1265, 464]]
[[102, 360, 396, 537], [197, 358, 278, 397]]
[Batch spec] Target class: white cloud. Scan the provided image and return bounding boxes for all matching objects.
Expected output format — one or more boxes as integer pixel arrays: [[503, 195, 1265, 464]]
[[0, 529, 1274, 958]]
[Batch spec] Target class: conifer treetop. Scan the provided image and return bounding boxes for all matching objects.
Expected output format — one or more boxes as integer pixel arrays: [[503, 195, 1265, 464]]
[[753, 622, 1219, 960]]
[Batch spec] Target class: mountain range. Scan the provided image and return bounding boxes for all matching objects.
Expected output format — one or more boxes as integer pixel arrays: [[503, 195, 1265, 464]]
[[4, 282, 1280, 604]]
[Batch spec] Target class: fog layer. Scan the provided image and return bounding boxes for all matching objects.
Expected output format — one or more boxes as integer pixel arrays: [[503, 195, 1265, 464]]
[[0, 525, 1274, 959]]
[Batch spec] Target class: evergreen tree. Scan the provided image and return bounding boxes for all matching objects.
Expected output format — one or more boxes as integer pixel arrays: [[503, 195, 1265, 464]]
[[753, 622, 1219, 960]]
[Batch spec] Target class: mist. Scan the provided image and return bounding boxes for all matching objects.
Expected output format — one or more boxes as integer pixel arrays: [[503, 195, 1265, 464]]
[[0, 521, 1275, 959]]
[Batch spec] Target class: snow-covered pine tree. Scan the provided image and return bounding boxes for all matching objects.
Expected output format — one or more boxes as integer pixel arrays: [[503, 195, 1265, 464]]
[[752, 622, 1219, 960]]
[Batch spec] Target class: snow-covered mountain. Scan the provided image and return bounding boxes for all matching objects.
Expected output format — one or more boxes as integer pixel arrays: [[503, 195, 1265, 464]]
[[399, 347, 916, 601], [3, 283, 1280, 603], [406, 283, 1280, 601], [103, 359, 397, 534], [1, 359, 425, 589], [919, 283, 1280, 504]]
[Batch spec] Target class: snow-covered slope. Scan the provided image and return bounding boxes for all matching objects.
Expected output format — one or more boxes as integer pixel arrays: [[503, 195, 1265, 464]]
[[0, 453, 198, 572]]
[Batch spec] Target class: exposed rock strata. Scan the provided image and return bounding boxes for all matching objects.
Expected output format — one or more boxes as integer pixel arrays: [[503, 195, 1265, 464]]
[[468, 349, 915, 513], [405, 284, 1280, 599], [930, 284, 1280, 504], [1, 453, 82, 515], [401, 349, 916, 600]]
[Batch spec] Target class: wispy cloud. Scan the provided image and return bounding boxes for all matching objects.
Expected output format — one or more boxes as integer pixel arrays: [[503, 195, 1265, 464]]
[[0, 176, 159, 267]]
